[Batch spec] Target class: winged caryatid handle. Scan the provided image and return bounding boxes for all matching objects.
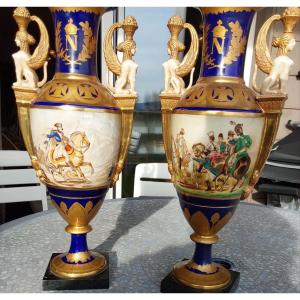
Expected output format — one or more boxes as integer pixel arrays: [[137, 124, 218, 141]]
[[104, 16, 138, 96], [103, 16, 139, 187], [243, 7, 300, 200], [161, 16, 199, 96], [160, 16, 199, 179], [12, 7, 50, 182], [252, 7, 300, 95], [12, 7, 49, 89]]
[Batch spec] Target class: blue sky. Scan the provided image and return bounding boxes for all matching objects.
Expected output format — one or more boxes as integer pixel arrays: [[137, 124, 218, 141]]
[[125, 7, 178, 102]]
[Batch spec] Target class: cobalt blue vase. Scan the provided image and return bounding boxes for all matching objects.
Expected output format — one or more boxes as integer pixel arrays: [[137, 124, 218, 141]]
[[161, 7, 266, 291], [25, 7, 122, 279]]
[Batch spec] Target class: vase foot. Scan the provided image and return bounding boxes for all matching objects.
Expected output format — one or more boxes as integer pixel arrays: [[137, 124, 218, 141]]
[[161, 266, 239, 293], [50, 251, 107, 279], [43, 252, 110, 290], [172, 259, 231, 291]]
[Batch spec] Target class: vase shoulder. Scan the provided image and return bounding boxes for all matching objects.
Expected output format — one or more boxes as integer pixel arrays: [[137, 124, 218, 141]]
[[177, 78, 260, 112], [35, 73, 118, 109]]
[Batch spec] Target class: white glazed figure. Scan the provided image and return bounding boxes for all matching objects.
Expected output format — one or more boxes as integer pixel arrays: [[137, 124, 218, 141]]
[[162, 38, 187, 95], [12, 7, 49, 90], [12, 30, 40, 89], [161, 15, 198, 96], [261, 33, 296, 94], [115, 39, 138, 95]]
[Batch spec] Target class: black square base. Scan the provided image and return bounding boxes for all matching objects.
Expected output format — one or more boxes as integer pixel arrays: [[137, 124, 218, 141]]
[[161, 261, 240, 293], [42, 252, 110, 291]]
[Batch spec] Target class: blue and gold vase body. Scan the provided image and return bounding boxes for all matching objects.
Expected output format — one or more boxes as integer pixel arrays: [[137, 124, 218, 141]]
[[168, 8, 265, 290], [28, 8, 121, 278]]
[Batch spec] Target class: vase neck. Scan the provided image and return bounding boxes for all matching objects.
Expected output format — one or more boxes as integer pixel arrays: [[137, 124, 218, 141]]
[[51, 8, 103, 77], [200, 8, 256, 79]]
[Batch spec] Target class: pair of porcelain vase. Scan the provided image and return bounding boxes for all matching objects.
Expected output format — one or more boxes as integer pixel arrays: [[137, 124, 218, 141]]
[[12, 6, 300, 291]]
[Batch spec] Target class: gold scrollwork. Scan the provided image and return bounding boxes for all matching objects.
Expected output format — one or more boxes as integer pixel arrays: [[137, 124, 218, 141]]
[[55, 19, 96, 65]]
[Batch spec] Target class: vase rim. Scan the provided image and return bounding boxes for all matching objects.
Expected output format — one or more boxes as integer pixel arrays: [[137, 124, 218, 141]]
[[199, 7, 258, 14], [49, 7, 107, 15]]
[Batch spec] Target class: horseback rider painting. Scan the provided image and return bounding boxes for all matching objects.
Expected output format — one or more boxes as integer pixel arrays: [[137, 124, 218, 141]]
[[46, 123, 71, 159], [44, 123, 94, 183]]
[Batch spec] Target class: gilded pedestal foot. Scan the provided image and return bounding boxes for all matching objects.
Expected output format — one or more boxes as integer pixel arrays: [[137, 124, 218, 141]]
[[50, 251, 107, 279], [173, 260, 231, 291]]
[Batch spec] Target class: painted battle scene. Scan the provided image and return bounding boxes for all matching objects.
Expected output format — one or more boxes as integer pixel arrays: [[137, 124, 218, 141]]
[[172, 120, 254, 193]]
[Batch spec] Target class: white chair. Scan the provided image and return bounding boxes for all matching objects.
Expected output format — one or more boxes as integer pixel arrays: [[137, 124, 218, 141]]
[[0, 150, 48, 211], [133, 163, 177, 197]]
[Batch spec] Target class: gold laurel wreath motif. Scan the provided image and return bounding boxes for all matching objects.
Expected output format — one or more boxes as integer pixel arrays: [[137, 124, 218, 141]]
[[55, 20, 96, 65], [55, 21, 70, 62], [221, 21, 247, 65], [203, 24, 215, 67], [204, 21, 246, 69], [77, 21, 97, 62]]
